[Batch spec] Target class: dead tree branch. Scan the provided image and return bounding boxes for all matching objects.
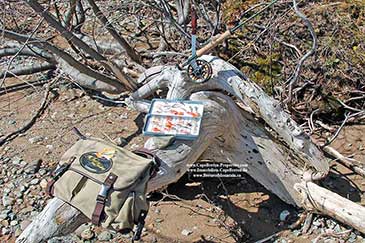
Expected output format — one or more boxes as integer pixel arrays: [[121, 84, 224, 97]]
[[3, 30, 126, 93], [0, 63, 56, 78], [86, 0, 142, 64]]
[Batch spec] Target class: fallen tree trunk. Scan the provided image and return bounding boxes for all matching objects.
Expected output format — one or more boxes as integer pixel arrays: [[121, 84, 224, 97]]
[[17, 56, 365, 242]]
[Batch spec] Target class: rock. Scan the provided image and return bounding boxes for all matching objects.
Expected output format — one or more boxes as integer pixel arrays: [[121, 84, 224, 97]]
[[154, 208, 161, 214], [15, 227, 22, 237], [120, 113, 128, 119], [155, 218, 164, 223], [28, 136, 43, 144], [25, 159, 41, 174], [30, 178, 40, 185], [115, 137, 128, 147], [0, 213, 8, 220], [8, 212, 16, 221], [81, 228, 94, 240], [12, 156, 22, 165], [46, 145, 54, 151], [292, 230, 301, 237], [2, 227, 11, 235], [40, 179, 48, 189], [19, 185, 28, 192], [3, 188, 11, 195], [75, 224, 90, 237], [15, 192, 23, 199], [348, 232, 357, 243], [97, 231, 112, 241], [181, 229, 193, 236], [8, 120, 16, 125], [10, 220, 18, 226], [279, 210, 290, 221], [2, 196, 15, 207], [39, 169, 47, 176]]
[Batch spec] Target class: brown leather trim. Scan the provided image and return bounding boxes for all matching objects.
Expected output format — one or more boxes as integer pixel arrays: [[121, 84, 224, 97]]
[[46, 179, 55, 196], [91, 173, 118, 225]]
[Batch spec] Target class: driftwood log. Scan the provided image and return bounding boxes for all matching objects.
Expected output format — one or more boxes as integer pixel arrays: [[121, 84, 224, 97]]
[[17, 56, 365, 242]]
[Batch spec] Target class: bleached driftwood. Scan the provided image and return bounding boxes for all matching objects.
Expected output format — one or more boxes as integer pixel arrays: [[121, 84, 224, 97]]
[[17, 56, 365, 242]]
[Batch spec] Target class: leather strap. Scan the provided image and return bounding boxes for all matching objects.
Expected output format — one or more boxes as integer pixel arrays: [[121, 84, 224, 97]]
[[91, 173, 118, 225], [46, 158, 74, 196]]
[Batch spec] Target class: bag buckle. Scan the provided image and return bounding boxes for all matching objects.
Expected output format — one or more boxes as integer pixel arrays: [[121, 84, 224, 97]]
[[53, 163, 70, 179], [98, 184, 110, 200]]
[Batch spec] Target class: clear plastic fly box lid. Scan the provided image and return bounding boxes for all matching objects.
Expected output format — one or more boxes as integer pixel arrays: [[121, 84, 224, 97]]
[[143, 99, 204, 139]]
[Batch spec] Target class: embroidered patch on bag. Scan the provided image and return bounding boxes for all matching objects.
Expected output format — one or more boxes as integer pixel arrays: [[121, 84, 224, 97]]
[[80, 148, 115, 174]]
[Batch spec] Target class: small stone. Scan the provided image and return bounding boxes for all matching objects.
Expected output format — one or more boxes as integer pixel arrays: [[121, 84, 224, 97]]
[[39, 169, 47, 176], [0, 213, 8, 220], [348, 232, 357, 243], [2, 227, 11, 235], [155, 218, 164, 223], [181, 229, 193, 236], [20, 185, 28, 192], [2, 197, 15, 207], [154, 208, 161, 214], [15, 192, 23, 199], [20, 161, 27, 167], [97, 231, 112, 241], [28, 136, 43, 144], [3, 188, 11, 195], [115, 137, 128, 147], [46, 145, 54, 151], [40, 179, 48, 189], [25, 159, 41, 174], [10, 220, 18, 226], [30, 178, 40, 185], [120, 113, 128, 119], [12, 156, 22, 165], [8, 120, 16, 125], [292, 230, 301, 237], [81, 228, 94, 240], [279, 210, 290, 221], [15, 227, 22, 237]]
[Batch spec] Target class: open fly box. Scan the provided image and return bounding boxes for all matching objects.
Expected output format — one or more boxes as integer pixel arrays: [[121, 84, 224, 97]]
[[143, 99, 204, 139]]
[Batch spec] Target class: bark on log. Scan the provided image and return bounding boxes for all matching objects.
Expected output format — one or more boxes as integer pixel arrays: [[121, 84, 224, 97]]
[[295, 181, 365, 233]]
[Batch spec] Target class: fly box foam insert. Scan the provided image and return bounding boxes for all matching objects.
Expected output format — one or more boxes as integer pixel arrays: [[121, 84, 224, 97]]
[[143, 99, 204, 139]]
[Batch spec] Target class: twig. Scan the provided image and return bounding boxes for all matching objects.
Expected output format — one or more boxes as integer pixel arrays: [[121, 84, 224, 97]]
[[86, 0, 142, 64], [0, 16, 45, 89], [301, 212, 313, 234], [0, 80, 57, 146], [0, 78, 49, 96], [323, 112, 350, 146], [0, 63, 56, 78], [286, 0, 318, 104], [323, 146, 365, 177], [312, 229, 351, 243]]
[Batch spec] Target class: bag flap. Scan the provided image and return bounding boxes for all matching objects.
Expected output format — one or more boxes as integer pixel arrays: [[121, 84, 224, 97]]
[[60, 138, 152, 190]]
